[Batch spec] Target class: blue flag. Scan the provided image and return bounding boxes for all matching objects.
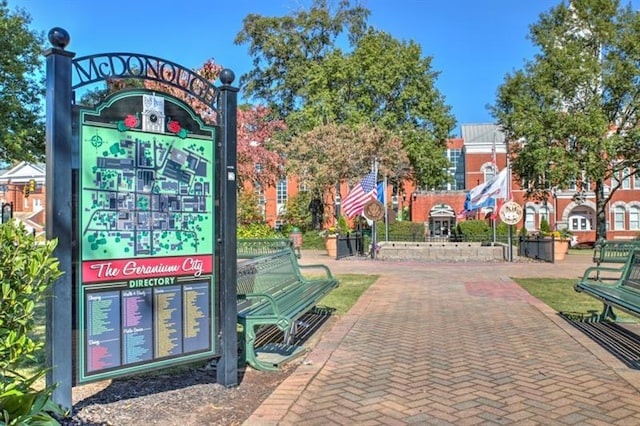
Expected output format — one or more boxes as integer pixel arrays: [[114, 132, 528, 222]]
[[376, 182, 385, 204]]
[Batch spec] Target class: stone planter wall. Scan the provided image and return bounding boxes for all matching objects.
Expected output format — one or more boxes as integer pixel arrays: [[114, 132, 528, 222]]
[[377, 241, 510, 262]]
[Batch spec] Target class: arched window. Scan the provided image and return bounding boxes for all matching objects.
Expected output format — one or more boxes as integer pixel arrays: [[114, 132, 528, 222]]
[[614, 206, 626, 230], [525, 206, 535, 231], [630, 206, 640, 231], [482, 164, 496, 183], [569, 208, 592, 231]]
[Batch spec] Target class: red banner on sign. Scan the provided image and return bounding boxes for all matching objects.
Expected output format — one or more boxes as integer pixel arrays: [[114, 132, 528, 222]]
[[82, 255, 213, 283]]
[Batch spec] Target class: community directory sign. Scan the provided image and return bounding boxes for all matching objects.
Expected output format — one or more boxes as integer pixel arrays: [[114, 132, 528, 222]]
[[76, 90, 218, 383]]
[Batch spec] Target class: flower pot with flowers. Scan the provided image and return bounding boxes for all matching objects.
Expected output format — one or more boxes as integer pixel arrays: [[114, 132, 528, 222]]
[[550, 229, 572, 261], [319, 226, 339, 257]]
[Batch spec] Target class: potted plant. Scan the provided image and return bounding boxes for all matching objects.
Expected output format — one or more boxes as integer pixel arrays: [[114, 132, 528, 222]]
[[320, 226, 339, 257], [551, 228, 572, 260]]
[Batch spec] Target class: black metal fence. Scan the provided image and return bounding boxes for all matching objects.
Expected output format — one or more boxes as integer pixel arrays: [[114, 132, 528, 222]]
[[518, 236, 555, 263], [336, 232, 365, 259]]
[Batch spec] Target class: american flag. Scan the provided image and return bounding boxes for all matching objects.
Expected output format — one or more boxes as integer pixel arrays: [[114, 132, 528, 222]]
[[342, 171, 378, 218]]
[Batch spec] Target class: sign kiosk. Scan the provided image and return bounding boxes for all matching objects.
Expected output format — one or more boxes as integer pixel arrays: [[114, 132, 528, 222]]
[[44, 28, 238, 408]]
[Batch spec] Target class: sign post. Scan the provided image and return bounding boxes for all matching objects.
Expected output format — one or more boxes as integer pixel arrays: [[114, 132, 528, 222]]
[[499, 201, 523, 262]]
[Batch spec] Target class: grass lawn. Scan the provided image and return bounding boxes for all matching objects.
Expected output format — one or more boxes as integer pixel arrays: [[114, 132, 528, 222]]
[[513, 277, 637, 321], [318, 274, 378, 315]]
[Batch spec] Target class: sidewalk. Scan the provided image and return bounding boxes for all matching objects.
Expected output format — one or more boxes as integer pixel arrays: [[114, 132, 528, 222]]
[[245, 252, 640, 425]]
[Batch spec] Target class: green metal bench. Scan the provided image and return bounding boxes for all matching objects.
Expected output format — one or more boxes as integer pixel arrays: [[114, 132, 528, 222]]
[[237, 249, 338, 371], [575, 249, 640, 321], [237, 238, 301, 259], [593, 240, 640, 266]]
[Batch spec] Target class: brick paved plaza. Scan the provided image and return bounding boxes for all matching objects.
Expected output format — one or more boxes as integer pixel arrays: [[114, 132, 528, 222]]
[[246, 252, 640, 425]]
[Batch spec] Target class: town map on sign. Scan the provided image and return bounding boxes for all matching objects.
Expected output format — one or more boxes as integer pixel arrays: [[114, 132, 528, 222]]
[[80, 126, 214, 260]]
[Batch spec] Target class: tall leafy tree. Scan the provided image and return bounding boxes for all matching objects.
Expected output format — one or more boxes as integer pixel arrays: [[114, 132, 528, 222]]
[[275, 122, 409, 195], [0, 2, 44, 162], [290, 28, 455, 188], [236, 1, 456, 198], [235, 0, 369, 119], [492, 0, 640, 241]]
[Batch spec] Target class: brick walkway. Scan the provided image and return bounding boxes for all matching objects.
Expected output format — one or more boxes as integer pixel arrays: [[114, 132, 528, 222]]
[[244, 252, 640, 425]]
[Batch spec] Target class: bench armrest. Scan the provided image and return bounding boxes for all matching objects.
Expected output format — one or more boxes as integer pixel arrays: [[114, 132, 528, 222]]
[[297, 263, 335, 280], [241, 292, 282, 316], [580, 264, 626, 281]]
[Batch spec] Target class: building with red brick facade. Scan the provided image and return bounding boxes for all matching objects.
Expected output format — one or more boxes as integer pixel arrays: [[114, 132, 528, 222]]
[[0, 162, 46, 235], [5, 123, 638, 244]]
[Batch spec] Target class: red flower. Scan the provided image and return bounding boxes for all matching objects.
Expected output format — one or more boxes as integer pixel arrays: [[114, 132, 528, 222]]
[[123, 114, 138, 128], [168, 120, 181, 133]]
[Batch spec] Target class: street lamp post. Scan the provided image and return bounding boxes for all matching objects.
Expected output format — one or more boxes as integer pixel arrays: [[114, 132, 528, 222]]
[[552, 188, 559, 231]]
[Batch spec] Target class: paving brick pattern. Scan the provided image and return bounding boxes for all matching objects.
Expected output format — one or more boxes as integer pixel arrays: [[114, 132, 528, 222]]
[[245, 254, 640, 425]]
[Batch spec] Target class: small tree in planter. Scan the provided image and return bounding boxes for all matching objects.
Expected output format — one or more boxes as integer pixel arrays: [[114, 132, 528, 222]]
[[540, 216, 551, 236], [0, 221, 66, 424]]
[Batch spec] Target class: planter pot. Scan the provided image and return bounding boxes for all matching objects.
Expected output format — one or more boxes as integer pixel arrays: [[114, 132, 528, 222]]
[[554, 239, 569, 261], [324, 235, 337, 258]]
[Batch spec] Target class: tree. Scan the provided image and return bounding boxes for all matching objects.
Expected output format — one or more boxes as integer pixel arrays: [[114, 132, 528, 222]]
[[275, 122, 408, 197], [492, 0, 640, 241], [0, 2, 45, 162], [236, 104, 286, 188], [235, 0, 369, 119], [237, 2, 456, 196], [289, 28, 455, 189]]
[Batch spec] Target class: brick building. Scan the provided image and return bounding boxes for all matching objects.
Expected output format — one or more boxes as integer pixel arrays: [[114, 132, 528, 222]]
[[5, 123, 639, 244], [0, 162, 46, 235]]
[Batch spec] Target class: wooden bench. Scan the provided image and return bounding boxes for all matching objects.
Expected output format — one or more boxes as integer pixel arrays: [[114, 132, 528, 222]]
[[237, 238, 301, 259], [575, 249, 640, 321], [237, 249, 338, 371]]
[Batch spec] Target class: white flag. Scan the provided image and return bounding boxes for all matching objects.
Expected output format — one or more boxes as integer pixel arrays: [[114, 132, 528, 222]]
[[465, 168, 509, 211]]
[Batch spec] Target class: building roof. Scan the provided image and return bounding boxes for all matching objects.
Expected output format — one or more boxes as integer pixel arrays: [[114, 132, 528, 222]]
[[461, 123, 506, 154], [0, 162, 46, 184]]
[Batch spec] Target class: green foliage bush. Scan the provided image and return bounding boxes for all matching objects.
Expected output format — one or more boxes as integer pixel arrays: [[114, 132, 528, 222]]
[[0, 221, 66, 424], [387, 221, 424, 239], [539, 216, 551, 235], [455, 220, 491, 241], [237, 190, 264, 226], [302, 230, 326, 250], [237, 222, 280, 239], [279, 191, 314, 232]]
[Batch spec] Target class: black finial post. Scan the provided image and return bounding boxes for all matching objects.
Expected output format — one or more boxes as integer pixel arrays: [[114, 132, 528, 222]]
[[216, 69, 239, 387], [44, 27, 75, 410]]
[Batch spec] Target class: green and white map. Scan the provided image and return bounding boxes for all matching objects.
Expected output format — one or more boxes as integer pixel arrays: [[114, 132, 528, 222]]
[[80, 126, 214, 260]]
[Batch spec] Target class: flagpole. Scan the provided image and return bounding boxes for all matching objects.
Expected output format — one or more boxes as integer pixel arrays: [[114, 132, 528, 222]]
[[371, 159, 378, 259], [384, 175, 388, 242], [505, 133, 514, 262]]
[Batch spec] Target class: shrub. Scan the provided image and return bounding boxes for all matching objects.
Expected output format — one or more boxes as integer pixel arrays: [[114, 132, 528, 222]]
[[455, 220, 491, 241], [0, 221, 66, 424], [237, 222, 280, 239], [387, 221, 424, 240], [540, 217, 551, 235]]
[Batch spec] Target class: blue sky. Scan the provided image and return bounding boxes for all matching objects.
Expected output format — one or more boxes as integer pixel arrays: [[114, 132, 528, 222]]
[[12, 0, 639, 136]]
